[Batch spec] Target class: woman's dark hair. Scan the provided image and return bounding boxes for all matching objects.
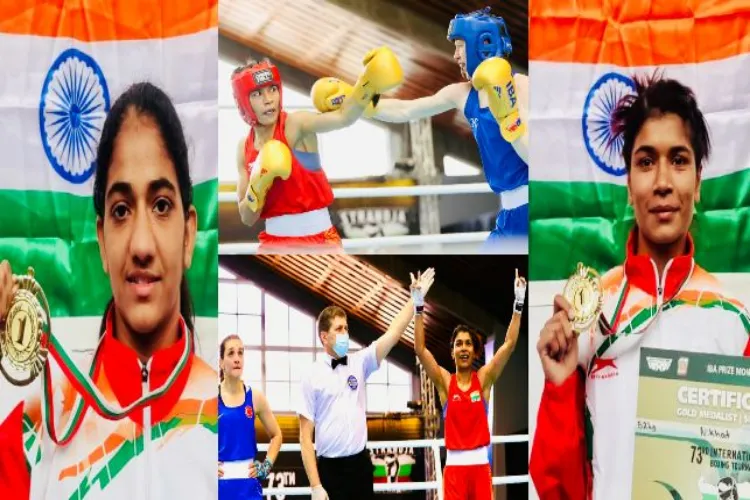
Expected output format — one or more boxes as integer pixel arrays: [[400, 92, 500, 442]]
[[610, 71, 711, 173], [93, 82, 195, 336], [449, 324, 484, 357], [219, 334, 242, 382]]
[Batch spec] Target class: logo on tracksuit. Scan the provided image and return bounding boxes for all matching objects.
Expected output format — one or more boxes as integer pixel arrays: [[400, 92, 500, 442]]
[[590, 357, 618, 379]]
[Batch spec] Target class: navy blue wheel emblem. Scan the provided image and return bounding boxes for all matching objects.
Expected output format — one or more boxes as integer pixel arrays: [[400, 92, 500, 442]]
[[39, 48, 110, 184], [582, 72, 636, 177]]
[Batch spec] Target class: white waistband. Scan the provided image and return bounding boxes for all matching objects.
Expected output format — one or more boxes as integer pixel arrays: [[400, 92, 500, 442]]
[[265, 208, 332, 237], [499, 184, 528, 210], [220, 459, 252, 480], [445, 447, 489, 466]]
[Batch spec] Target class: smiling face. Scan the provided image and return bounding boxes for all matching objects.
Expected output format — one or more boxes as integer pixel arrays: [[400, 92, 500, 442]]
[[451, 330, 478, 370], [627, 112, 700, 254], [96, 109, 196, 337], [249, 85, 281, 126]]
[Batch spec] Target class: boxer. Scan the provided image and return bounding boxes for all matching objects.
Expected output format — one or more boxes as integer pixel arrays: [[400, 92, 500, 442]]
[[311, 7, 529, 251], [233, 47, 403, 253], [411, 269, 525, 499]]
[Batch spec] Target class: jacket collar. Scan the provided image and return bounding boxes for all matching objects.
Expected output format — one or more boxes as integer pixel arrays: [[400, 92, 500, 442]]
[[99, 309, 193, 425], [623, 229, 694, 301]]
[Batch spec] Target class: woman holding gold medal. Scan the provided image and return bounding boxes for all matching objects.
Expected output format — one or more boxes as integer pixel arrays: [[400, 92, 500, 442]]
[[411, 269, 526, 500], [529, 75, 750, 500], [0, 83, 216, 499]]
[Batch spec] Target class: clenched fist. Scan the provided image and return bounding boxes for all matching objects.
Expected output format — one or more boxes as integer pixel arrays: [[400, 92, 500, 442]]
[[0, 260, 18, 324], [537, 295, 579, 385]]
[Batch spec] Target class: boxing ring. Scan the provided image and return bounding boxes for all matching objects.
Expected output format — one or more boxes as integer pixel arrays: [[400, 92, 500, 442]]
[[218, 183, 528, 254], [257, 434, 530, 498]]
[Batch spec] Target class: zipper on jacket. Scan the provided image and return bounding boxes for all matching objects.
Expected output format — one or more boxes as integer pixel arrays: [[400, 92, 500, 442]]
[[651, 258, 674, 308], [142, 359, 153, 500]]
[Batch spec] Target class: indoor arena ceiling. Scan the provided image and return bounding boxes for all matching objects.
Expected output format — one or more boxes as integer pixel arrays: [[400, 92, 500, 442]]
[[219, 0, 528, 138], [220, 254, 528, 371]]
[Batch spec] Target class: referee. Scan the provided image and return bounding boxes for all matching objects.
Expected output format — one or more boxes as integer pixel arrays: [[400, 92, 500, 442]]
[[298, 268, 435, 500]]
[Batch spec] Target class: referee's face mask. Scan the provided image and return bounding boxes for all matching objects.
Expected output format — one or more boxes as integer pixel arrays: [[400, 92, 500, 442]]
[[322, 316, 349, 358]]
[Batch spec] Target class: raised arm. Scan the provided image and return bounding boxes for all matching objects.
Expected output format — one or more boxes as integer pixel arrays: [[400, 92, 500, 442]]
[[413, 311, 451, 404], [290, 83, 367, 135], [253, 389, 282, 476], [294, 46, 404, 135], [375, 268, 435, 365], [478, 269, 526, 392], [371, 83, 468, 123]]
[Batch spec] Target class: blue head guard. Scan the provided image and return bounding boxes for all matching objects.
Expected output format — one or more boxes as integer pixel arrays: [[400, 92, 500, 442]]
[[447, 7, 512, 76]]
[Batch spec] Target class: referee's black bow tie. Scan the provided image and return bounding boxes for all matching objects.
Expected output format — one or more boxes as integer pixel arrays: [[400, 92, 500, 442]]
[[332, 356, 348, 369]]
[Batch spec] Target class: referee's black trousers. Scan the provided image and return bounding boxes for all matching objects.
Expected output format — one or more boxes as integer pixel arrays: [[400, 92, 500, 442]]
[[317, 449, 374, 500]]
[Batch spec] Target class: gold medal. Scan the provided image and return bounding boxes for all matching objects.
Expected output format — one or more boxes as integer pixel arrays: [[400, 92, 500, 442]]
[[562, 262, 603, 335], [0, 267, 50, 386]]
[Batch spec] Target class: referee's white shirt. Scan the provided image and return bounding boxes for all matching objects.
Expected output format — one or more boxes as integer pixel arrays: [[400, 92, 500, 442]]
[[298, 343, 379, 458]]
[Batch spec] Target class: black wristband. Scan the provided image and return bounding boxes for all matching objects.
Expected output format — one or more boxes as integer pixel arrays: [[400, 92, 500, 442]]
[[415, 305, 424, 314], [513, 301, 524, 313]]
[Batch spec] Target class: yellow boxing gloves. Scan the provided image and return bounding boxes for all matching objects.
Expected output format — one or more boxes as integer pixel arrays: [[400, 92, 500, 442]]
[[349, 46, 403, 106], [471, 57, 526, 143], [243, 140, 292, 213], [310, 77, 377, 118]]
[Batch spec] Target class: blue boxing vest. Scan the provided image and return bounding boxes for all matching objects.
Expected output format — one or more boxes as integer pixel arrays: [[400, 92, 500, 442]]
[[463, 87, 528, 195], [219, 385, 262, 500]]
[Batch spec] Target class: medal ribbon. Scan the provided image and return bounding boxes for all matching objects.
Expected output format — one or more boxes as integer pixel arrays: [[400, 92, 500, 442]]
[[39, 319, 192, 445]]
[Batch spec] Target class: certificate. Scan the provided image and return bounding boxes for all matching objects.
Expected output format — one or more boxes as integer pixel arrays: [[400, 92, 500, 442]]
[[632, 348, 750, 500]]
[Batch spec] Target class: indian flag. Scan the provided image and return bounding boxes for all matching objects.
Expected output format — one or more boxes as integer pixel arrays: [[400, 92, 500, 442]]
[[529, 0, 750, 281], [528, 2, 750, 497], [0, 0, 218, 419]]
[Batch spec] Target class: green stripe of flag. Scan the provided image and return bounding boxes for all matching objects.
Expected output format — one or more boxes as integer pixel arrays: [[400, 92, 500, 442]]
[[0, 180, 217, 318], [530, 170, 750, 281]]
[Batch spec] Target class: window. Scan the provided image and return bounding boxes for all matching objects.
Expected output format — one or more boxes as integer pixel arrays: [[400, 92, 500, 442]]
[[218, 57, 393, 183], [444, 154, 482, 177], [218, 266, 237, 280], [218, 265, 413, 413], [366, 360, 413, 413]]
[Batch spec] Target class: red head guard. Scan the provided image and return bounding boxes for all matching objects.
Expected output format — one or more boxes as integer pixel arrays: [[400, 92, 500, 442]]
[[231, 61, 283, 125]]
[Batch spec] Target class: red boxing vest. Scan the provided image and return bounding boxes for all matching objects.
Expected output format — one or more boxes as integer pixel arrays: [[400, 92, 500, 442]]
[[444, 372, 490, 451], [244, 111, 334, 219]]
